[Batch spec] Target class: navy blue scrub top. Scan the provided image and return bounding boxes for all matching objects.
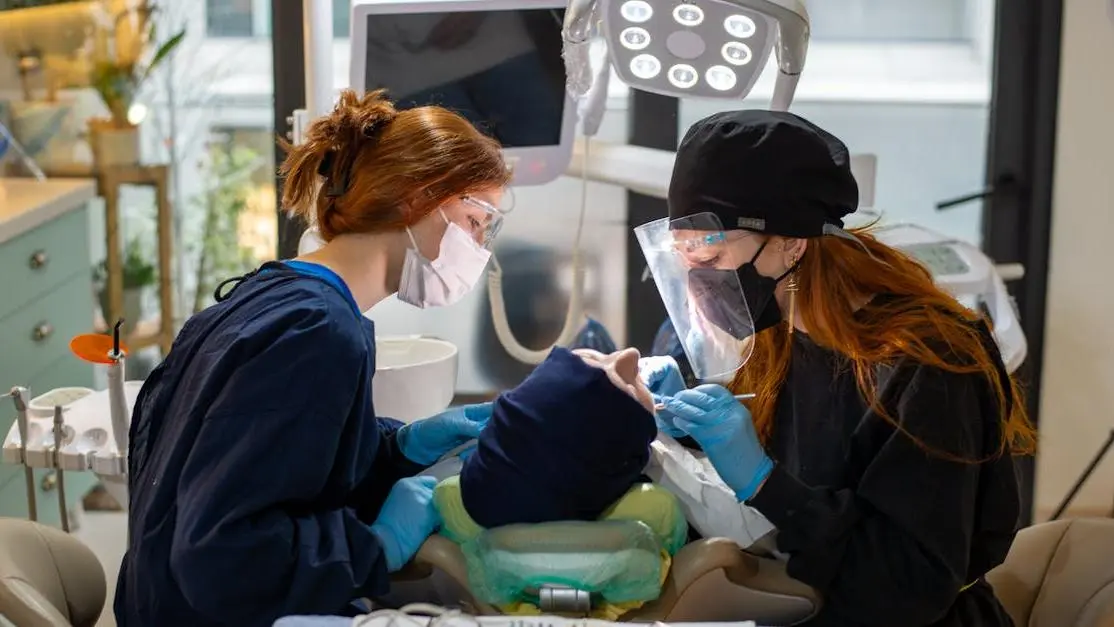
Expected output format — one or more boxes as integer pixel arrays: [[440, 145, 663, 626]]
[[115, 261, 424, 627]]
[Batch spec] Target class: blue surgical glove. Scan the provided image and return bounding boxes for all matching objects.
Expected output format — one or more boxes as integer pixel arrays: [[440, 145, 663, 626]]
[[664, 384, 773, 502], [397, 403, 492, 465], [638, 356, 688, 438], [369, 476, 440, 572]]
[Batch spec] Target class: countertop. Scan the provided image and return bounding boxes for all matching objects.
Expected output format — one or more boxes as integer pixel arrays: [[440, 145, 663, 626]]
[[0, 177, 96, 244]]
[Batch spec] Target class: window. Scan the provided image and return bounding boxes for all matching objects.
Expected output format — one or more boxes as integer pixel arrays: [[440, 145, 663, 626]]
[[206, 0, 271, 38], [807, 0, 972, 42], [206, 0, 253, 37], [334, 0, 351, 38]]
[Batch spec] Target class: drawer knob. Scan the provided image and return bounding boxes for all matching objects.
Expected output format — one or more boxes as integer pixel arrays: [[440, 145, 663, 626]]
[[28, 250, 49, 270], [41, 471, 56, 492], [32, 322, 54, 342]]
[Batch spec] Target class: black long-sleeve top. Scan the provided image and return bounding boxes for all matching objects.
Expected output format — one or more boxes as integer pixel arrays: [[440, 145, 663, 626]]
[[747, 318, 1021, 627]]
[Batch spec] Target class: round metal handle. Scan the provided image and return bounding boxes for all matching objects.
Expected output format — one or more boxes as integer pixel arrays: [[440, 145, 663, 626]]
[[41, 471, 56, 492], [28, 250, 48, 270], [31, 322, 53, 342]]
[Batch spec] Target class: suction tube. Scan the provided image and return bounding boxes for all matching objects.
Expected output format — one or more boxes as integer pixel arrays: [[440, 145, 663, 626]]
[[487, 141, 594, 365], [490, 2, 612, 366]]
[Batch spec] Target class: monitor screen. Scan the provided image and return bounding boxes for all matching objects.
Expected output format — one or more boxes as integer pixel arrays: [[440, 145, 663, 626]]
[[363, 8, 568, 149]]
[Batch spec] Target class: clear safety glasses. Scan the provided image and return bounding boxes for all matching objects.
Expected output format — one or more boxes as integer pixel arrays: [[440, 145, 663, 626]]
[[671, 229, 762, 271], [461, 191, 514, 248]]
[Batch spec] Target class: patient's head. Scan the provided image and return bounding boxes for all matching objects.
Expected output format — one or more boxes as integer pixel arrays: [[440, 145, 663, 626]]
[[460, 347, 658, 529], [572, 347, 656, 414]]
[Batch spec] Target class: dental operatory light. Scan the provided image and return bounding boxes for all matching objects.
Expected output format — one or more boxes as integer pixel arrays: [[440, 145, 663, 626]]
[[606, 0, 806, 106], [563, 0, 809, 112]]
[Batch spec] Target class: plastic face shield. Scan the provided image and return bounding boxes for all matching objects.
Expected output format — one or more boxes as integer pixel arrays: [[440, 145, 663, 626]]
[[635, 212, 755, 381]]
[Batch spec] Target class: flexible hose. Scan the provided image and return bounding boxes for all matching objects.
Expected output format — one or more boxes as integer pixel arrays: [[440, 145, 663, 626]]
[[487, 140, 592, 364]]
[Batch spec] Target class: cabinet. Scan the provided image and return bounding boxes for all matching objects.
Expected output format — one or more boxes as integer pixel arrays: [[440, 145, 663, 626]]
[[0, 184, 97, 528]]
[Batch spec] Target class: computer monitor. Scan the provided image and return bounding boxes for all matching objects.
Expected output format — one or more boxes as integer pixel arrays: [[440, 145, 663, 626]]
[[350, 0, 576, 187]]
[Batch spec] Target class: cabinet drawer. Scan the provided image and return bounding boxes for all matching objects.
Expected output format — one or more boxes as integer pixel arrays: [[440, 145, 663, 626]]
[[0, 274, 95, 391], [0, 355, 95, 494], [0, 466, 98, 529], [0, 208, 90, 321]]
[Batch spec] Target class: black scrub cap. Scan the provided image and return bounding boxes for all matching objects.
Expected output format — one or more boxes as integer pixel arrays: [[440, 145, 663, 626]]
[[668, 110, 859, 239]]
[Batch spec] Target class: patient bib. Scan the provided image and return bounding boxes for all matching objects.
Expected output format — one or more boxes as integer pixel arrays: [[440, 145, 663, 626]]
[[644, 434, 782, 556]]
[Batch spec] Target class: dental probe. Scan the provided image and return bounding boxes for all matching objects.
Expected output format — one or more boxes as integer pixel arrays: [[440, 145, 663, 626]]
[[654, 393, 755, 411]]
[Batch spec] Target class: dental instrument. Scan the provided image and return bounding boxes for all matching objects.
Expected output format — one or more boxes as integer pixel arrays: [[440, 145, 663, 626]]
[[9, 387, 37, 521], [52, 405, 69, 532], [66, 321, 132, 456], [654, 393, 754, 412]]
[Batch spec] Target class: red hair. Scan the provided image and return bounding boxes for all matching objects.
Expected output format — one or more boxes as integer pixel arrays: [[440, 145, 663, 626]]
[[278, 89, 511, 240], [730, 227, 1037, 461]]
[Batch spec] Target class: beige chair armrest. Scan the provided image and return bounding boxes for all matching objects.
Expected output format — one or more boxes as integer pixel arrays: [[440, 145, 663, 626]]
[[391, 536, 500, 615], [0, 519, 106, 627], [627, 538, 820, 624]]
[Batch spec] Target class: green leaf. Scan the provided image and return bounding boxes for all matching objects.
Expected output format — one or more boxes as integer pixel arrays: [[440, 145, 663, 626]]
[[142, 29, 186, 83]]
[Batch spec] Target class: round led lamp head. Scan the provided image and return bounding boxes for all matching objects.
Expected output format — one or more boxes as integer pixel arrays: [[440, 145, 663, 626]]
[[620, 26, 651, 50], [630, 53, 662, 79], [620, 0, 653, 23], [668, 64, 699, 90], [705, 65, 738, 91], [722, 41, 753, 66], [725, 13, 757, 39], [673, 4, 704, 27]]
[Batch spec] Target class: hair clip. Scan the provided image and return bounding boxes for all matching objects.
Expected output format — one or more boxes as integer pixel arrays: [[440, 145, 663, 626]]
[[362, 120, 384, 139], [325, 171, 350, 198], [317, 150, 335, 177], [362, 113, 397, 141], [317, 150, 350, 198]]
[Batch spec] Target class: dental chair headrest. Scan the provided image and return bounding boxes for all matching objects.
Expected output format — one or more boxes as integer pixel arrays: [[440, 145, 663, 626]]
[[461, 347, 657, 528]]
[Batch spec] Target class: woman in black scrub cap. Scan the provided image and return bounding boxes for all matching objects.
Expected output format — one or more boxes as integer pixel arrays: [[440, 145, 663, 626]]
[[640, 110, 1034, 627]]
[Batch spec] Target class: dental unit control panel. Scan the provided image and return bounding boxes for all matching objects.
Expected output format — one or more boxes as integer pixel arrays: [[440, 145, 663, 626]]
[[873, 224, 1027, 374]]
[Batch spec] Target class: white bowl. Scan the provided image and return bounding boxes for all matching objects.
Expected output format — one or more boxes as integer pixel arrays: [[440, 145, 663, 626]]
[[374, 336, 459, 423]]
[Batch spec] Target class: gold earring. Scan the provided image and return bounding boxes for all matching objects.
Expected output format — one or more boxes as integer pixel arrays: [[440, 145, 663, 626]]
[[786, 255, 800, 335]]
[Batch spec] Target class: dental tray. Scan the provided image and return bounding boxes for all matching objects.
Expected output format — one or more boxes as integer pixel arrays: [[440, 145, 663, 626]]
[[2, 382, 144, 476], [27, 387, 95, 417]]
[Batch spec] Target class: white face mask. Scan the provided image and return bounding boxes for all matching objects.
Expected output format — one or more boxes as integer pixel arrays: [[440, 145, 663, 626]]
[[397, 211, 492, 309]]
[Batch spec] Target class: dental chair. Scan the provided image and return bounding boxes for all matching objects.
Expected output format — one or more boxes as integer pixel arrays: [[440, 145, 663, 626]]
[[986, 517, 1114, 627], [0, 518, 106, 627], [392, 533, 823, 626]]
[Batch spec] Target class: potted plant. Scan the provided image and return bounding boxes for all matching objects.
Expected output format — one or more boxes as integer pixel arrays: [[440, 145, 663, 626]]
[[88, 0, 184, 169], [94, 236, 157, 335]]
